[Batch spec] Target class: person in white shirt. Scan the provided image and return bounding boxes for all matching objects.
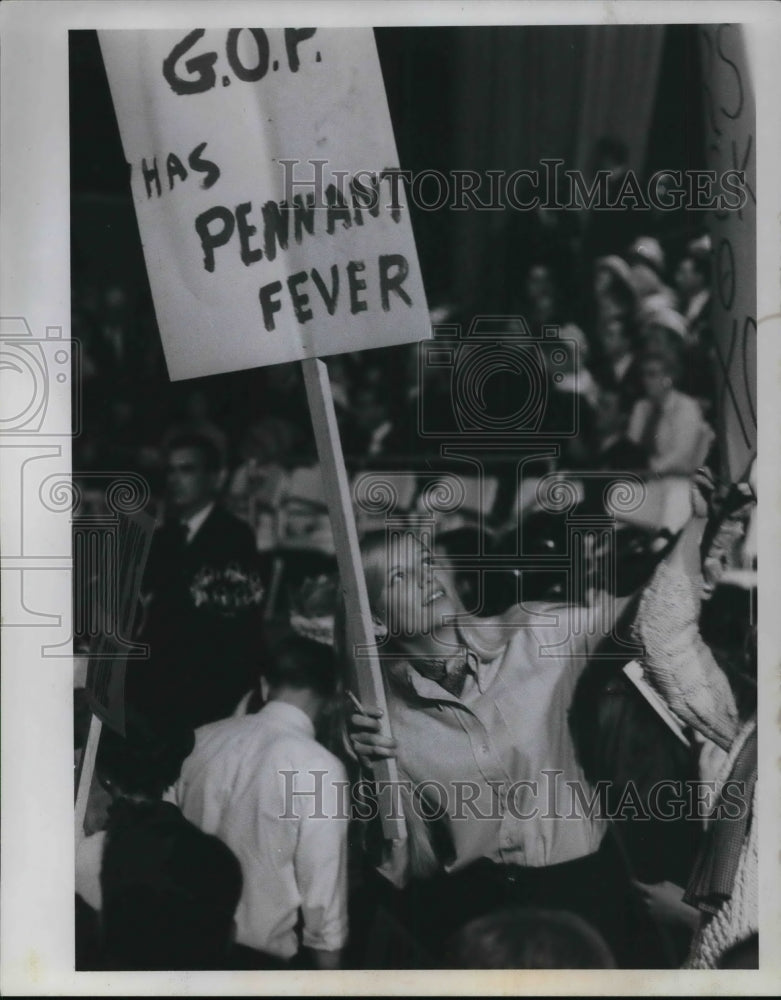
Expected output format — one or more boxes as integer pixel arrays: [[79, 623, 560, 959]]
[[171, 632, 349, 969], [628, 350, 712, 477]]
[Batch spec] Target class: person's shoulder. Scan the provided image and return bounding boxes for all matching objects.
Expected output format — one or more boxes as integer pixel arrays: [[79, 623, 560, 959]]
[[463, 603, 565, 649], [493, 601, 570, 627], [190, 712, 259, 756], [630, 395, 651, 415], [197, 505, 257, 559], [503, 601, 587, 646], [179, 715, 271, 795], [669, 389, 703, 418], [314, 741, 348, 780], [674, 388, 701, 409], [274, 731, 347, 778], [207, 504, 255, 538]]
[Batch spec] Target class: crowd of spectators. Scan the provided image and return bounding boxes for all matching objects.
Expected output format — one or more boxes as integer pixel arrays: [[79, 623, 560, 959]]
[[73, 183, 717, 543], [73, 137, 757, 972]]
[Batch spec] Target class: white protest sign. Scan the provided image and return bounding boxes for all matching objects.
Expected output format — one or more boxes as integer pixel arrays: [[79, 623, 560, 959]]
[[699, 24, 757, 484], [98, 28, 430, 380]]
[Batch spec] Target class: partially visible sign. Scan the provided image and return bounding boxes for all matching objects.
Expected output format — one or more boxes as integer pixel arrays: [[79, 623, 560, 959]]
[[699, 23, 757, 483], [85, 509, 155, 735], [98, 28, 430, 380], [623, 661, 691, 747]]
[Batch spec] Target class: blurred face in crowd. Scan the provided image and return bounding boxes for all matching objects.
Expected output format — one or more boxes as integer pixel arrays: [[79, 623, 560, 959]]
[[642, 324, 680, 358], [532, 293, 557, 325], [598, 316, 630, 361], [524, 264, 554, 305], [674, 257, 704, 299], [594, 266, 614, 298], [184, 389, 212, 422], [363, 535, 463, 650], [629, 261, 660, 298], [353, 388, 389, 432], [640, 358, 673, 403], [595, 390, 625, 439], [166, 446, 219, 517], [240, 420, 284, 464]]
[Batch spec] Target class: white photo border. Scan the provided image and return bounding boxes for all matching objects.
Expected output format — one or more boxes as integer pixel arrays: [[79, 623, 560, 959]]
[[1, 1, 779, 994]]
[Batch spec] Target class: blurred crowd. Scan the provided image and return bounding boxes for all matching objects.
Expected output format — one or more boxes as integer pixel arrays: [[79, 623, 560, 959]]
[[73, 136, 757, 973], [73, 137, 717, 519]]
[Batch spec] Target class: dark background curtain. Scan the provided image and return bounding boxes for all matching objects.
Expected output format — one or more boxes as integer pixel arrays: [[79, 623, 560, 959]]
[[447, 25, 666, 310], [72, 24, 704, 330]]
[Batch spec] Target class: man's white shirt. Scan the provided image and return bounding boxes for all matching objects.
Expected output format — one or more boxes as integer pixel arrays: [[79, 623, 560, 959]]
[[181, 501, 215, 543], [171, 701, 349, 959]]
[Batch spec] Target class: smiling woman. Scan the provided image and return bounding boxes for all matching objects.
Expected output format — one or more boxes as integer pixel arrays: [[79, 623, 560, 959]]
[[343, 530, 666, 967], [360, 532, 462, 660]]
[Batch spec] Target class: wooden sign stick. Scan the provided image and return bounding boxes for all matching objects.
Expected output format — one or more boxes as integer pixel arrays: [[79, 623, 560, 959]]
[[301, 356, 406, 842], [74, 713, 102, 843]]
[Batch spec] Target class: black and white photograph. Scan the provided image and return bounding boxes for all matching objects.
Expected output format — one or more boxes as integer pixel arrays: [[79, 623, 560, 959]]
[[1, 1, 780, 994]]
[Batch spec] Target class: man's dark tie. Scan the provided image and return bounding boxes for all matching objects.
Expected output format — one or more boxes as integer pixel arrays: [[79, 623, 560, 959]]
[[640, 400, 663, 462]]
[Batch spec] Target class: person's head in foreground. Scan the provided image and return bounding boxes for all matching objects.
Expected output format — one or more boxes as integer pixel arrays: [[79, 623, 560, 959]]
[[100, 799, 242, 970], [96, 706, 195, 803], [445, 906, 616, 969], [261, 630, 340, 741]]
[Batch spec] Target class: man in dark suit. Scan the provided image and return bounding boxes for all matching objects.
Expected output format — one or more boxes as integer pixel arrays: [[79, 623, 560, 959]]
[[137, 432, 264, 727]]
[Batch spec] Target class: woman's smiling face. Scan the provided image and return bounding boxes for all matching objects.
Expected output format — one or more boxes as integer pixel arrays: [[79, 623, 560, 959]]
[[370, 535, 461, 642]]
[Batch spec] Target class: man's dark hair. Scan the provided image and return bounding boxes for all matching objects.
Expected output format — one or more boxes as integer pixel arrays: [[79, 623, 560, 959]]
[[446, 906, 616, 969], [165, 430, 223, 472], [96, 707, 195, 800], [100, 799, 242, 970], [264, 631, 337, 700]]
